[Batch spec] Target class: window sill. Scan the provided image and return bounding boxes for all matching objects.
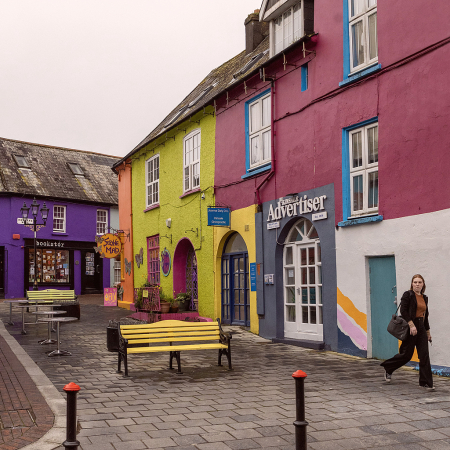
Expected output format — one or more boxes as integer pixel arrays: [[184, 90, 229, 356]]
[[338, 215, 383, 227], [339, 63, 382, 87], [179, 188, 201, 199], [52, 232, 67, 236], [144, 204, 160, 213], [241, 163, 271, 180]]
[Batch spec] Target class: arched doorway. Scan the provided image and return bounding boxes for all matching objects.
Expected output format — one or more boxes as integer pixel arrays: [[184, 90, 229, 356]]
[[283, 218, 322, 341], [221, 233, 249, 326], [173, 239, 198, 310]]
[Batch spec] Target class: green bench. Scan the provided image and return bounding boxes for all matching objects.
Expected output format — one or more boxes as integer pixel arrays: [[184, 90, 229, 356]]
[[117, 319, 232, 376], [26, 289, 80, 319]]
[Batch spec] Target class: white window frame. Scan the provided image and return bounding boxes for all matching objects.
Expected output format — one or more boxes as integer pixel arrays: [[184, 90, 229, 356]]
[[53, 206, 66, 233], [248, 93, 271, 170], [96, 210, 108, 235], [349, 123, 378, 217], [183, 130, 201, 193], [114, 260, 121, 285], [272, 1, 303, 56], [348, 0, 378, 73], [145, 154, 160, 207]]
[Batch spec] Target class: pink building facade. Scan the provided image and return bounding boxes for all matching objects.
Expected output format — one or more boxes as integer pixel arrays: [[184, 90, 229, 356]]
[[214, 1, 450, 372]]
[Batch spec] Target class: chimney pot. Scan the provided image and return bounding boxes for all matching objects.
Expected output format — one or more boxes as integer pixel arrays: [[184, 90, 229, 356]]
[[245, 10, 269, 54]]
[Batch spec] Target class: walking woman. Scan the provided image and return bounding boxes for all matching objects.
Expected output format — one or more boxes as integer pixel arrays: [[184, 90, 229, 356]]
[[381, 274, 434, 390]]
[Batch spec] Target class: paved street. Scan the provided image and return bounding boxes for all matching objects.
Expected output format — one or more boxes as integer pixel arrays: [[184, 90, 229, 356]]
[[1, 296, 450, 450]]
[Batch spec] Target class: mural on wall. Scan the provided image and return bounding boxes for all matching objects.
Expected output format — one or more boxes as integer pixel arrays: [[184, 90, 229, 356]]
[[135, 248, 143, 268], [161, 248, 171, 277], [124, 258, 132, 275], [337, 288, 367, 357]]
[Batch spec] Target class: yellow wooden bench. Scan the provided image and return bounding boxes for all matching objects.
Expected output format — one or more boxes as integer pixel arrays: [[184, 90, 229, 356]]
[[26, 289, 80, 319], [117, 319, 232, 376]]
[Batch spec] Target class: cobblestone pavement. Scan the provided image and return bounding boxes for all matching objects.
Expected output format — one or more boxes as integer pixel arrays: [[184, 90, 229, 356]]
[[1, 296, 450, 450]]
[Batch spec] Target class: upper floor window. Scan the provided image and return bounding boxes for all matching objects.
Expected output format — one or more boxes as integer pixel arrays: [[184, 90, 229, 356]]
[[349, 122, 378, 217], [114, 260, 121, 285], [67, 162, 84, 176], [146, 154, 159, 207], [53, 206, 66, 233], [96, 210, 108, 235], [183, 130, 200, 193], [349, 0, 377, 73], [274, 2, 303, 55], [13, 154, 30, 169], [246, 91, 271, 172]]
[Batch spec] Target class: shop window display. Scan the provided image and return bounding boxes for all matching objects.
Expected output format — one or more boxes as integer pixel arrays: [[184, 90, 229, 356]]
[[29, 249, 70, 284]]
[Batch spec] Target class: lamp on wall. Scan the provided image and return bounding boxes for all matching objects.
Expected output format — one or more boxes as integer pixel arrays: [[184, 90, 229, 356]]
[[166, 218, 172, 228]]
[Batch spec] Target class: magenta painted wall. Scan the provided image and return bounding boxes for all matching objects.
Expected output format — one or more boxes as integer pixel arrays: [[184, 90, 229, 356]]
[[215, 0, 450, 221]]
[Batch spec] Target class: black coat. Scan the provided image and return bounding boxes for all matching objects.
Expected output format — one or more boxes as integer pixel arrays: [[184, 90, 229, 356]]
[[400, 290, 430, 330]]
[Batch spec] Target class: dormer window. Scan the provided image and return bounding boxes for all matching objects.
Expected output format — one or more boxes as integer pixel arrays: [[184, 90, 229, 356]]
[[188, 85, 214, 108], [68, 162, 84, 176], [13, 154, 30, 169], [261, 0, 314, 57]]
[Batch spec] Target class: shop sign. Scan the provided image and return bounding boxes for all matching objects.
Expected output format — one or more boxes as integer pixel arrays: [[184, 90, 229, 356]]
[[97, 233, 122, 258], [161, 248, 171, 277], [267, 194, 327, 223], [36, 240, 66, 248], [250, 263, 257, 291], [207, 208, 231, 227], [104, 287, 117, 306]]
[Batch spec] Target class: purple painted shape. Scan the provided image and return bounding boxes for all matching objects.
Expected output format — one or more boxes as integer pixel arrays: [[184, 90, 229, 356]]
[[336, 309, 367, 350]]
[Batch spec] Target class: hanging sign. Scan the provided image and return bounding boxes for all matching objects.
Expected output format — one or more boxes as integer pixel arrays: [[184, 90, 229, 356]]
[[161, 248, 171, 277], [96, 233, 122, 258], [207, 208, 231, 227], [104, 287, 117, 306]]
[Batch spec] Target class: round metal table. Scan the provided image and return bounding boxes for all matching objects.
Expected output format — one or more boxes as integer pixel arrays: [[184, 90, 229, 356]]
[[38, 317, 78, 356], [3, 300, 27, 325], [32, 310, 67, 344]]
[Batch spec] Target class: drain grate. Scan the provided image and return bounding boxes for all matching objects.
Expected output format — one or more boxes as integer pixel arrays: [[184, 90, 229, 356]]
[[0, 409, 37, 430]]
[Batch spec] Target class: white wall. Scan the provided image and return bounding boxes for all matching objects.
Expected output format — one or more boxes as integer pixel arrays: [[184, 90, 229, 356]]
[[336, 208, 450, 367]]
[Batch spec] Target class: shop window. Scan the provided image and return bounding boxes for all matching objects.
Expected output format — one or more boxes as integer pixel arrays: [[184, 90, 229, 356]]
[[341, 0, 380, 86], [96, 210, 108, 235], [341, 118, 381, 224], [243, 89, 271, 178], [29, 249, 70, 284], [146, 154, 159, 207], [147, 235, 160, 285], [114, 260, 121, 284], [183, 130, 200, 193], [53, 206, 66, 233]]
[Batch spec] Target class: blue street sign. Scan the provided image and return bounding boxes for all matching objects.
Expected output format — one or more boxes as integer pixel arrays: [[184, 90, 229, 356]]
[[207, 208, 230, 227], [250, 263, 257, 291]]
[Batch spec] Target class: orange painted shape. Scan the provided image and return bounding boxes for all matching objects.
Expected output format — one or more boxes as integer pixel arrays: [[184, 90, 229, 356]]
[[12, 234, 20, 240], [292, 370, 307, 378], [63, 382, 81, 392]]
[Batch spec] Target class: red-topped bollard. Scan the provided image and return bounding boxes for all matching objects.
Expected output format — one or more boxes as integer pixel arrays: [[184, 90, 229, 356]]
[[292, 370, 308, 450], [63, 382, 81, 450]]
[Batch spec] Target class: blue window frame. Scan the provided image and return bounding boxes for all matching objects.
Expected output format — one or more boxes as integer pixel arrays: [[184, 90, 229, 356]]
[[340, 117, 383, 227], [340, 0, 381, 87], [301, 63, 309, 92], [242, 89, 272, 179]]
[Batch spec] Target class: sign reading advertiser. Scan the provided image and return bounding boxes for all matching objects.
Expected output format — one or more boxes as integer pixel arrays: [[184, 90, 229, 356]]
[[267, 194, 327, 223]]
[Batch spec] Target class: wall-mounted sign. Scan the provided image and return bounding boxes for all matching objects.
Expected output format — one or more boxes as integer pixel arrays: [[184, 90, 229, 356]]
[[161, 248, 171, 277], [312, 211, 328, 221], [267, 221, 280, 230], [96, 233, 122, 258], [104, 287, 117, 306], [207, 208, 231, 227], [250, 263, 257, 291], [264, 274, 274, 285], [267, 194, 327, 223]]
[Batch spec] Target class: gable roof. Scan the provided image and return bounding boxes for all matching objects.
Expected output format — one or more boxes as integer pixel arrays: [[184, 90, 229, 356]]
[[114, 35, 270, 167], [0, 137, 119, 205]]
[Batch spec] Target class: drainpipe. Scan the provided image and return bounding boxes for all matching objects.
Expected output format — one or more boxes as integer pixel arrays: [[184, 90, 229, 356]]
[[255, 77, 276, 207]]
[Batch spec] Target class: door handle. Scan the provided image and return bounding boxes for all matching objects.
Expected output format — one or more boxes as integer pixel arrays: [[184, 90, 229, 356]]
[[392, 285, 396, 293], [96, 265, 99, 274]]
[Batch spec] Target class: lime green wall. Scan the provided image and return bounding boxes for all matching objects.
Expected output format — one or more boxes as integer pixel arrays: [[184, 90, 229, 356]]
[[131, 108, 215, 319]]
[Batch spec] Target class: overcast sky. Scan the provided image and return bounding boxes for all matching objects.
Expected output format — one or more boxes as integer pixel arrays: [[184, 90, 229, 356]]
[[0, 1, 262, 157]]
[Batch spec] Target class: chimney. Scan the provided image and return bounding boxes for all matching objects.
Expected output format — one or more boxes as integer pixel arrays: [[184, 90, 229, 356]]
[[245, 9, 269, 54]]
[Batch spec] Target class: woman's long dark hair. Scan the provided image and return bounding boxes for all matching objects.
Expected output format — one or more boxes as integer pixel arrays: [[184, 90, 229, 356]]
[[410, 274, 426, 294]]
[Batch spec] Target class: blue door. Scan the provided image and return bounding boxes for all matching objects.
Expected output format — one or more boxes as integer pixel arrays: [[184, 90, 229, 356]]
[[369, 256, 398, 360]]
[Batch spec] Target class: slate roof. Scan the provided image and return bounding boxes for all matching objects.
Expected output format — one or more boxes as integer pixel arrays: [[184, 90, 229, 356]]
[[114, 35, 270, 167], [0, 138, 119, 205]]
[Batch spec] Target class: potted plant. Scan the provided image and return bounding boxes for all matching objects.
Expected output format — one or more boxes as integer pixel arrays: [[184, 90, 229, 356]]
[[159, 289, 171, 313], [167, 297, 178, 313], [175, 292, 191, 312]]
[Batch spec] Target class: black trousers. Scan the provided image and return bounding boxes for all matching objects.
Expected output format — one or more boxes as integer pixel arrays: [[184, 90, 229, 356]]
[[380, 317, 433, 387]]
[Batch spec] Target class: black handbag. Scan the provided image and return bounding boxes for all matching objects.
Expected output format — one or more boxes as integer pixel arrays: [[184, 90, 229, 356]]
[[387, 304, 410, 341]]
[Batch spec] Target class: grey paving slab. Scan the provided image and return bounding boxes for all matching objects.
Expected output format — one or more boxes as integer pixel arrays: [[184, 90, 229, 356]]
[[1, 297, 450, 450]]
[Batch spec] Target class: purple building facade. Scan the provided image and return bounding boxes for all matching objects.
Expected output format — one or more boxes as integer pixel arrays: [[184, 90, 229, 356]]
[[0, 138, 119, 298]]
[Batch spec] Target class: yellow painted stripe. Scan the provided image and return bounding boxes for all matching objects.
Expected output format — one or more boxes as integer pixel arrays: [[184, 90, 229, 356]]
[[127, 343, 227, 354], [337, 288, 367, 333], [126, 336, 220, 344]]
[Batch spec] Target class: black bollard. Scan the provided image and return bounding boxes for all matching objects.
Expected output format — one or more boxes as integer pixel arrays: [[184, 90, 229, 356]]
[[63, 382, 81, 450], [292, 370, 308, 450]]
